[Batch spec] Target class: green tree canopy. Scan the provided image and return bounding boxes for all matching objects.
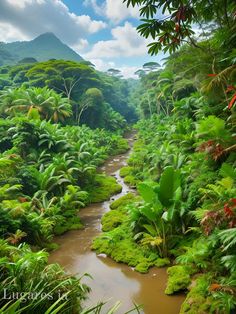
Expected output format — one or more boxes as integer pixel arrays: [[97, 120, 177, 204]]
[[124, 0, 235, 54]]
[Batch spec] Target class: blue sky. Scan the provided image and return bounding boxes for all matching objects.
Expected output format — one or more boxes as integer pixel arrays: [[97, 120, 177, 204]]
[[0, 0, 166, 77]]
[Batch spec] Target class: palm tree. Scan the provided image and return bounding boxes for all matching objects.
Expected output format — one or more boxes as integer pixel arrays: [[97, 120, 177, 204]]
[[47, 93, 72, 123], [0, 87, 25, 116], [0, 87, 72, 123]]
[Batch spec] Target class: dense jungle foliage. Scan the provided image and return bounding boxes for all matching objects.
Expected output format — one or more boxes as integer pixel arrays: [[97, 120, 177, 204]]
[[0, 58, 135, 312], [92, 1, 236, 313], [0, 0, 235, 313]]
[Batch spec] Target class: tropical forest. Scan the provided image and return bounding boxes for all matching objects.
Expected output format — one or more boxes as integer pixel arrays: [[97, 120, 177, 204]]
[[0, 0, 235, 313]]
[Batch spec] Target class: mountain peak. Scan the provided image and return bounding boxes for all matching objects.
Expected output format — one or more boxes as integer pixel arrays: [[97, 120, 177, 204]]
[[2, 33, 84, 65], [33, 32, 61, 42]]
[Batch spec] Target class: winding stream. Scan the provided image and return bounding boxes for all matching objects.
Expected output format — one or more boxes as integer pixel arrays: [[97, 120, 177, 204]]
[[49, 134, 185, 314]]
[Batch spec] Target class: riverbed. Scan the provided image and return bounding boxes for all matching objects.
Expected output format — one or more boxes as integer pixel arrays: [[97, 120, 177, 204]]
[[49, 134, 185, 314]]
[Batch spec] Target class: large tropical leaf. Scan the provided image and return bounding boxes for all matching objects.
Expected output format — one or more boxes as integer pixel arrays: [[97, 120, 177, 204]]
[[138, 183, 156, 203], [158, 166, 181, 207]]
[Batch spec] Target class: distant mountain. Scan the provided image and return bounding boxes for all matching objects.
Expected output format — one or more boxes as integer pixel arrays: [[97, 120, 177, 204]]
[[0, 33, 83, 65]]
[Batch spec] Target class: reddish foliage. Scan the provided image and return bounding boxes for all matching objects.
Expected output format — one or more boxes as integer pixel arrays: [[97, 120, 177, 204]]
[[7, 154, 19, 159], [201, 211, 225, 235], [209, 283, 221, 291], [198, 140, 224, 160], [18, 197, 27, 203], [175, 23, 180, 32], [202, 199, 236, 235], [212, 143, 224, 161], [207, 74, 217, 77], [231, 198, 236, 205], [224, 204, 234, 217], [228, 93, 236, 109], [226, 85, 236, 93]]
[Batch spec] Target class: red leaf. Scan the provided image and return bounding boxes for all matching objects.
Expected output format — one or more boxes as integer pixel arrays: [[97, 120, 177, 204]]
[[226, 85, 236, 93], [175, 23, 180, 32], [209, 283, 221, 291], [228, 93, 236, 109], [231, 198, 236, 205], [207, 74, 217, 77]]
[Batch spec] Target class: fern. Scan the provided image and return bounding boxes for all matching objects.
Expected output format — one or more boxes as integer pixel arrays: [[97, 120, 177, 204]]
[[221, 255, 236, 272], [218, 228, 236, 251]]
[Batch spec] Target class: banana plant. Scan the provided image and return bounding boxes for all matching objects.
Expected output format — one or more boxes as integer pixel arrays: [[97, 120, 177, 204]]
[[138, 166, 182, 222], [131, 166, 182, 257]]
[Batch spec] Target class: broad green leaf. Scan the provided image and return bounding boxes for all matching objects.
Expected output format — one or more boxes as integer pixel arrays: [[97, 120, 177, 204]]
[[167, 205, 176, 222], [139, 205, 157, 222], [159, 166, 181, 207], [138, 183, 156, 203], [143, 224, 157, 236]]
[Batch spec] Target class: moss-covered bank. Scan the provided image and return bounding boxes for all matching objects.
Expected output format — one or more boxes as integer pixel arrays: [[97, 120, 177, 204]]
[[92, 193, 170, 273]]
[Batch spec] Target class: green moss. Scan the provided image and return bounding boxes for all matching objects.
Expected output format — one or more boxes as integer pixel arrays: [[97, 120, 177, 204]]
[[112, 138, 129, 154], [92, 224, 159, 272], [124, 175, 140, 187], [92, 191, 161, 273], [101, 210, 126, 232], [88, 175, 122, 203], [180, 274, 213, 314], [165, 265, 194, 295], [155, 258, 171, 267], [120, 166, 133, 177], [45, 242, 60, 251], [54, 217, 83, 235], [102, 193, 140, 232], [110, 192, 135, 209], [135, 259, 152, 273]]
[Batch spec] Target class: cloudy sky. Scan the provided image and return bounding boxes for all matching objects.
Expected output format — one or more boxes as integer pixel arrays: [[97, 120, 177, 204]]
[[0, 0, 166, 78]]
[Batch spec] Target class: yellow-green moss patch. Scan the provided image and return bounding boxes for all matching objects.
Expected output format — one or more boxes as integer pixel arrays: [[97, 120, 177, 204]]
[[165, 265, 195, 295], [180, 274, 214, 314], [88, 175, 122, 203], [110, 192, 136, 209], [120, 166, 133, 177]]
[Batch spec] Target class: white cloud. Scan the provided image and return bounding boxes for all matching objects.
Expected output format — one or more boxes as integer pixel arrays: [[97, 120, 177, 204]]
[[88, 58, 115, 71], [119, 66, 140, 79], [0, 0, 106, 45], [0, 22, 29, 42], [71, 39, 89, 52], [84, 22, 150, 59], [84, 0, 140, 23], [84, 58, 139, 79]]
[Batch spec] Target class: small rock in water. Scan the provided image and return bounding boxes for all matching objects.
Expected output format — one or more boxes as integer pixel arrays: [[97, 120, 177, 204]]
[[152, 273, 157, 277], [97, 253, 107, 258]]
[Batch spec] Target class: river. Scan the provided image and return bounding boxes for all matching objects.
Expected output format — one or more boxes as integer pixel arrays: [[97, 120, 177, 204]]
[[49, 134, 185, 314]]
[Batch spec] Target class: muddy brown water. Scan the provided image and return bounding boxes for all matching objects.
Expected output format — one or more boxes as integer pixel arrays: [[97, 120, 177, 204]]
[[49, 135, 185, 314]]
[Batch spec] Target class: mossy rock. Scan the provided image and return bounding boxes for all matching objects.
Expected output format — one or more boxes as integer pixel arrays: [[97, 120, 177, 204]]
[[101, 210, 126, 232], [112, 138, 129, 154], [124, 175, 139, 187], [88, 175, 122, 203], [110, 192, 135, 210], [165, 265, 193, 295], [92, 225, 159, 272], [180, 274, 213, 314], [120, 166, 133, 177]]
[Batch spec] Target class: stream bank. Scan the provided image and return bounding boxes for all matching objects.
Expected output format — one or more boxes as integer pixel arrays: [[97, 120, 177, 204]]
[[49, 133, 185, 314]]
